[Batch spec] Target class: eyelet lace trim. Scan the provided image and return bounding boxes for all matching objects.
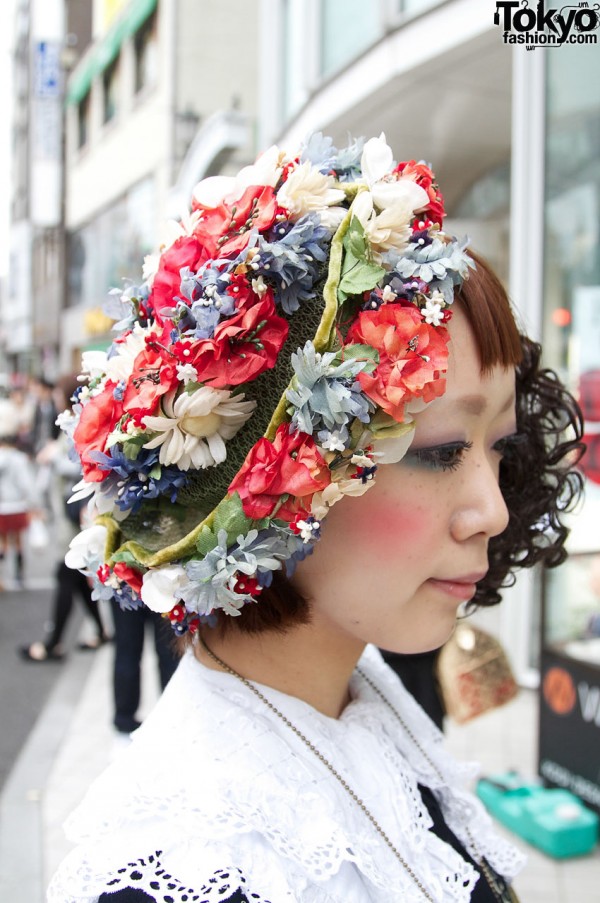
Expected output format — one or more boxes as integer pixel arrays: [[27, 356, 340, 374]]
[[48, 647, 525, 903], [100, 853, 269, 902]]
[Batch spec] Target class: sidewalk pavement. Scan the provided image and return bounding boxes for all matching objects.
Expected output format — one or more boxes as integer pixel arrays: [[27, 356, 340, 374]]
[[0, 640, 598, 902]]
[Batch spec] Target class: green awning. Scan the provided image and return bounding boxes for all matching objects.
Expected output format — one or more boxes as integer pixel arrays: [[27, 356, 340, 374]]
[[66, 0, 158, 105]]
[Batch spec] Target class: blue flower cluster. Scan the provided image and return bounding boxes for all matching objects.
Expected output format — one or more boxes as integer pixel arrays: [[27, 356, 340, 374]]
[[175, 264, 237, 339], [180, 526, 312, 617], [90, 446, 188, 514], [389, 236, 473, 303], [255, 215, 331, 314], [104, 282, 151, 332], [287, 342, 374, 448], [301, 132, 365, 183]]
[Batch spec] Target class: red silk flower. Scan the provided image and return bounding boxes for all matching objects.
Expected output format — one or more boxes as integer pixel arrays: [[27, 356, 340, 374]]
[[192, 185, 278, 258], [148, 235, 209, 322], [73, 382, 123, 481], [229, 423, 331, 521], [346, 304, 450, 422], [180, 291, 288, 388], [122, 330, 179, 423], [393, 160, 445, 226], [112, 562, 144, 596]]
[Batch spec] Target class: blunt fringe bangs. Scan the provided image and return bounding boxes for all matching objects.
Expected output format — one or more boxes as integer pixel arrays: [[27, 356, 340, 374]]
[[456, 251, 523, 372]]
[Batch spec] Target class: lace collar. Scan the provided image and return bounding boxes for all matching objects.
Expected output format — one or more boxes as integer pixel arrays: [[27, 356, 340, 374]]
[[49, 647, 525, 903]]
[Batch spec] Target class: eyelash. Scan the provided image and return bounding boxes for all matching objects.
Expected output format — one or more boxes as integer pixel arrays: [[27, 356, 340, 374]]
[[407, 434, 524, 473], [409, 441, 473, 473]]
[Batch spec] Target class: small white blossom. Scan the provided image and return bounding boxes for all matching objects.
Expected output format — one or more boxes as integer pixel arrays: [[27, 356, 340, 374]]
[[176, 362, 199, 384], [295, 519, 321, 543], [320, 431, 346, 452], [381, 285, 397, 303], [421, 294, 446, 327], [251, 275, 268, 297]]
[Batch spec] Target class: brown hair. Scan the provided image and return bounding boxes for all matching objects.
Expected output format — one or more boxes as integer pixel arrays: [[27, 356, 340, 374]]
[[187, 251, 583, 638]]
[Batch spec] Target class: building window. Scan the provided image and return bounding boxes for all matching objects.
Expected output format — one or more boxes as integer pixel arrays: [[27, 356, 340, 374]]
[[134, 11, 158, 94], [320, 0, 380, 78], [103, 57, 119, 124], [77, 92, 90, 148], [398, 0, 444, 16]]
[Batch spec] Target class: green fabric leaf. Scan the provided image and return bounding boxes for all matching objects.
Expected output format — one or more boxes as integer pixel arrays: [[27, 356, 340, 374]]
[[338, 343, 379, 372], [339, 260, 386, 296], [343, 217, 368, 261], [213, 492, 253, 538], [195, 525, 218, 557], [368, 409, 415, 439], [110, 549, 147, 571], [148, 464, 162, 480]]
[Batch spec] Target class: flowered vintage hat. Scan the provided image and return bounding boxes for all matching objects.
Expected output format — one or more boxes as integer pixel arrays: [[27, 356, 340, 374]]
[[62, 133, 473, 632]]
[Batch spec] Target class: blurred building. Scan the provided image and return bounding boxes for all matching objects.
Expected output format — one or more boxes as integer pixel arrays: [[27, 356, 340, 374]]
[[256, 0, 600, 689], [59, 0, 259, 373], [3, 0, 84, 379]]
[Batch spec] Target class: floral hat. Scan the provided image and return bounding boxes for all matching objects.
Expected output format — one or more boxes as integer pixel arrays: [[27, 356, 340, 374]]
[[62, 133, 473, 633]]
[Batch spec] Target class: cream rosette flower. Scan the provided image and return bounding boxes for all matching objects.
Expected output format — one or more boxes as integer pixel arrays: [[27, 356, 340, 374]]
[[142, 386, 256, 470], [192, 145, 286, 209], [276, 161, 346, 230], [65, 524, 108, 572], [141, 565, 189, 613], [352, 133, 430, 263]]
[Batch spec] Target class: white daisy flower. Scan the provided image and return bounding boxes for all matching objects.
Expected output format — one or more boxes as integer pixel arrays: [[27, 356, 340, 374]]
[[276, 161, 345, 223], [142, 387, 256, 470]]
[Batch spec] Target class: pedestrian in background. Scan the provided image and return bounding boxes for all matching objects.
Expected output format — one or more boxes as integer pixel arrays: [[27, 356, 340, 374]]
[[0, 431, 36, 587], [20, 374, 109, 661], [110, 602, 179, 735]]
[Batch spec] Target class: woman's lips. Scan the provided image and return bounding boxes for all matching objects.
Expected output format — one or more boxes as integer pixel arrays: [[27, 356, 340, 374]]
[[426, 575, 485, 601]]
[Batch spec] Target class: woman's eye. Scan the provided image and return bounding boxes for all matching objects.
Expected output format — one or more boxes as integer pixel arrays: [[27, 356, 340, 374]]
[[405, 441, 473, 472]]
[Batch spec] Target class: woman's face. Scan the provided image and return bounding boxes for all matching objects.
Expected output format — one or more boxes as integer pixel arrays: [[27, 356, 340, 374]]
[[291, 306, 517, 657]]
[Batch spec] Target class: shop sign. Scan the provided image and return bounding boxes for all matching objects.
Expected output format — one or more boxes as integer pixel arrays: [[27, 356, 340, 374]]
[[539, 650, 600, 812]]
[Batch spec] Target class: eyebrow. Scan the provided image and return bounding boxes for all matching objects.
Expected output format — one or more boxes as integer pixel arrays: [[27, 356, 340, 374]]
[[454, 392, 516, 417]]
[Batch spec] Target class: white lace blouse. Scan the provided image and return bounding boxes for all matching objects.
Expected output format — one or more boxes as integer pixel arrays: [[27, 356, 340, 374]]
[[48, 646, 525, 903]]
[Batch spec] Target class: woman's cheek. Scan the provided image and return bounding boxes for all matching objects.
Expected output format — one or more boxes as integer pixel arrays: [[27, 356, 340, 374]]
[[340, 497, 430, 558]]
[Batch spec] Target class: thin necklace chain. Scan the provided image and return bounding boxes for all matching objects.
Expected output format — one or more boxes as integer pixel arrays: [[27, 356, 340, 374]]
[[355, 667, 506, 900], [199, 638, 504, 903]]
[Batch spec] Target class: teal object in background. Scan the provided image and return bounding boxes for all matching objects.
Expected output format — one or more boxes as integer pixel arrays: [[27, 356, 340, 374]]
[[476, 771, 599, 859]]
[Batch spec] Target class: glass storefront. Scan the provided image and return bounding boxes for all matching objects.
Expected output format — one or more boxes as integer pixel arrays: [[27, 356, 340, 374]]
[[542, 43, 600, 667], [68, 176, 156, 309]]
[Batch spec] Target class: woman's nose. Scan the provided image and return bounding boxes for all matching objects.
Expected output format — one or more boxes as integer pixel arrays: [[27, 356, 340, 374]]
[[450, 456, 510, 542]]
